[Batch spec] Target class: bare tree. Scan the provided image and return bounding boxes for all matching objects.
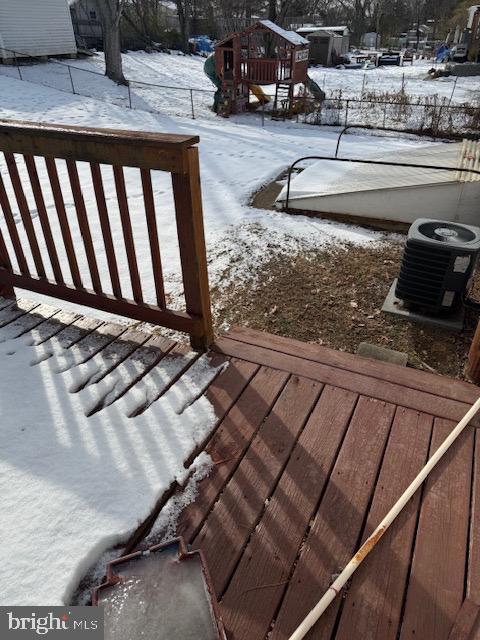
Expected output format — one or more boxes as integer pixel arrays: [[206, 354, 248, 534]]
[[97, 0, 127, 85], [175, 0, 191, 53]]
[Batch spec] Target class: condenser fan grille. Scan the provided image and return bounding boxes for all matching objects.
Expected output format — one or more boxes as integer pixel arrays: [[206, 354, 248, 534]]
[[396, 243, 451, 306], [418, 221, 477, 244]]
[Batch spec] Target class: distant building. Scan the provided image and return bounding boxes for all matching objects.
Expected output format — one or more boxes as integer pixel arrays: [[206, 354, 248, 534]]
[[297, 25, 350, 54], [0, 0, 77, 62], [303, 30, 343, 66], [466, 5, 480, 61], [69, 0, 103, 50]]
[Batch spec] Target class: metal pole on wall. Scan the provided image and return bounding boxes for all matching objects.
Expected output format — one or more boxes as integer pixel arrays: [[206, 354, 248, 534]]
[[68, 65, 75, 94], [15, 56, 22, 81], [383, 102, 387, 128], [261, 99, 265, 127], [344, 99, 349, 127], [190, 89, 195, 119], [128, 83, 132, 109]]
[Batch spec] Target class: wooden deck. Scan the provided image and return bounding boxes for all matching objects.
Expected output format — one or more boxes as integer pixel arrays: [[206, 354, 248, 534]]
[[1, 299, 480, 639]]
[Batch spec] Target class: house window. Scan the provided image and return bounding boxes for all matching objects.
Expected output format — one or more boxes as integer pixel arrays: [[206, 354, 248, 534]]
[[89, 10, 96, 20]]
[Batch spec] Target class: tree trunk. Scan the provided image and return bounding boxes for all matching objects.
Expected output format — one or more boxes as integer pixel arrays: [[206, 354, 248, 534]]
[[268, 0, 277, 22], [104, 20, 127, 84], [176, 1, 191, 53], [97, 1, 126, 85]]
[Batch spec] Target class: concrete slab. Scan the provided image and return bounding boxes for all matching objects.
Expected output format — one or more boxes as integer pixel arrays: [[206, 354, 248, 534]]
[[382, 279, 465, 332], [357, 342, 408, 366]]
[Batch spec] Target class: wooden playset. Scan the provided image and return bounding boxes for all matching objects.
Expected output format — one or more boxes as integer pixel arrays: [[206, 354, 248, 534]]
[[213, 20, 312, 116]]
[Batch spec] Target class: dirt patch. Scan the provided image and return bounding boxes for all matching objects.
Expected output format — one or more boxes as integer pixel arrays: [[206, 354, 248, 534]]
[[213, 241, 480, 380]]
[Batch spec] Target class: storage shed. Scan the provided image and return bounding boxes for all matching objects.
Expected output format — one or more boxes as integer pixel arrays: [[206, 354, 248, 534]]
[[306, 29, 343, 66], [297, 25, 350, 54], [0, 0, 77, 62]]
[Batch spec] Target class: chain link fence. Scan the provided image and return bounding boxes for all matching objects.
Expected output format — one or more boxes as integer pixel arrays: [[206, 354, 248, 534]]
[[1, 48, 479, 137]]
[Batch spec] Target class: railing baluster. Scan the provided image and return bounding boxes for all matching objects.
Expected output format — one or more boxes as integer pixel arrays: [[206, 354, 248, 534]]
[[90, 162, 122, 299], [171, 147, 213, 349], [140, 168, 166, 308], [0, 224, 12, 269], [4, 152, 46, 278], [44, 157, 83, 288], [112, 165, 143, 303], [23, 155, 64, 283], [66, 159, 102, 293], [0, 225, 14, 297], [0, 172, 29, 274]]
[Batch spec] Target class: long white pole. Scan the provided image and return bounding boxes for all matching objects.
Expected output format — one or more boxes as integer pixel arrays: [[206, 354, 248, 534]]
[[288, 396, 480, 640]]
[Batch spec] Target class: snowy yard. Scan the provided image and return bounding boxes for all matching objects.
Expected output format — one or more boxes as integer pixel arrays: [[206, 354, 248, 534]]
[[1, 52, 479, 122], [0, 51, 473, 606], [0, 55, 439, 320]]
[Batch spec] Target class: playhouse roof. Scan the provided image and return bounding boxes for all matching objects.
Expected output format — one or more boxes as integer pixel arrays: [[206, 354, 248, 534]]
[[258, 20, 309, 46]]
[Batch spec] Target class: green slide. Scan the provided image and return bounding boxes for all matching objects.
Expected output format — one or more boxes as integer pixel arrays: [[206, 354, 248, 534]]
[[204, 54, 222, 112], [306, 75, 326, 101]]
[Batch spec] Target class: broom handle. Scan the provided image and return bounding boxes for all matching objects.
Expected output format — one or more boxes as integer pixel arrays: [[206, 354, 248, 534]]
[[288, 396, 480, 640]]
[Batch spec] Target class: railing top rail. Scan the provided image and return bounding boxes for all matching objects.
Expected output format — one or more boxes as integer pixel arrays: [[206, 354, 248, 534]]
[[0, 120, 198, 173]]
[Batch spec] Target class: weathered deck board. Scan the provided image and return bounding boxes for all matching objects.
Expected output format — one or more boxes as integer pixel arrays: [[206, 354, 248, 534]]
[[192, 375, 321, 595], [227, 326, 478, 406], [176, 366, 288, 542], [221, 385, 358, 640], [270, 397, 396, 640], [399, 418, 473, 640], [213, 336, 479, 426], [335, 408, 433, 640]]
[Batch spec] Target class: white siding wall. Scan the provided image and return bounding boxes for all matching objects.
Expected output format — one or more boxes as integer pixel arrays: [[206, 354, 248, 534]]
[[0, 0, 77, 60]]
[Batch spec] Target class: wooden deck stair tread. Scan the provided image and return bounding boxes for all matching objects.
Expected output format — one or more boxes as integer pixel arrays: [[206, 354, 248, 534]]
[[224, 326, 479, 405], [214, 334, 480, 426]]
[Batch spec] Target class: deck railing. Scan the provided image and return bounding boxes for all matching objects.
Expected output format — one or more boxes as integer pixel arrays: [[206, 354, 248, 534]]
[[0, 120, 213, 349]]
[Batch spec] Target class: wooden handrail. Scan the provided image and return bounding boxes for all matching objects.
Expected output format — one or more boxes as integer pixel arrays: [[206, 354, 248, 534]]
[[0, 120, 213, 350]]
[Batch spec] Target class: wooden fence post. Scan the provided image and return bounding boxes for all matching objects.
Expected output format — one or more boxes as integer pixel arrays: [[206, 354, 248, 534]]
[[466, 320, 480, 383], [171, 146, 214, 351]]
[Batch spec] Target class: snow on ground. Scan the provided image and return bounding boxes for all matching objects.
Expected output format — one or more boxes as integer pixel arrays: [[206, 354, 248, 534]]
[[0, 67, 434, 320], [309, 59, 480, 104], [1, 52, 478, 124], [0, 319, 224, 605]]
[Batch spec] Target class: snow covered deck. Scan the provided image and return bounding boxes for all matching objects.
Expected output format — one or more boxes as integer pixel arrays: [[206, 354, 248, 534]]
[[2, 297, 480, 638]]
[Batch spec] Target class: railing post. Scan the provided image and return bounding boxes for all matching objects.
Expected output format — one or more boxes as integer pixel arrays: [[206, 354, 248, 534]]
[[171, 146, 213, 350], [466, 320, 480, 383]]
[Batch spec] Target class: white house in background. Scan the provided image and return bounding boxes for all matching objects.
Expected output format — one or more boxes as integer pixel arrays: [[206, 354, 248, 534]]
[[0, 0, 77, 63]]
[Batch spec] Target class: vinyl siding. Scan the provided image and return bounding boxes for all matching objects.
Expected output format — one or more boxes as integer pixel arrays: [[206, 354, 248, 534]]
[[0, 0, 76, 59]]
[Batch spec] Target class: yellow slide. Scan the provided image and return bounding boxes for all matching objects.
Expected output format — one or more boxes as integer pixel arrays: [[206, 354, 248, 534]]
[[250, 84, 271, 104]]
